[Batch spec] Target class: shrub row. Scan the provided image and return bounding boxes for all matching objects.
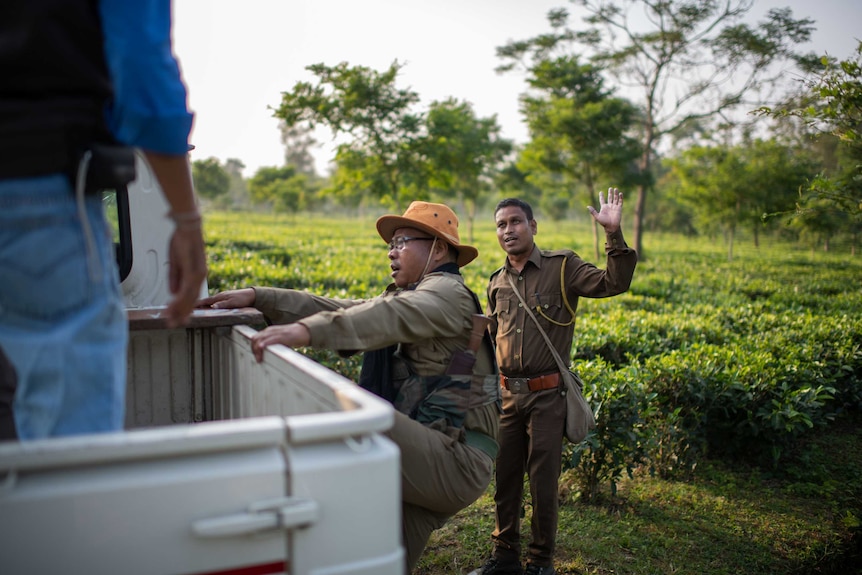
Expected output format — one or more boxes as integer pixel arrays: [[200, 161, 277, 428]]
[[568, 280, 862, 500]]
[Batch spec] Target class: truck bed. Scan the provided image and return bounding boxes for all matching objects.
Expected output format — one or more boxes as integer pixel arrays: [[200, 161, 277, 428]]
[[0, 310, 404, 575]]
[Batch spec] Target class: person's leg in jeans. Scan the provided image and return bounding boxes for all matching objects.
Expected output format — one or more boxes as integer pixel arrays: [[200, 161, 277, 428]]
[[0, 174, 127, 439]]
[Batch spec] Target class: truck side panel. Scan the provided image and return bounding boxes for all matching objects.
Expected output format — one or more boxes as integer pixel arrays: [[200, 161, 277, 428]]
[[0, 420, 289, 575]]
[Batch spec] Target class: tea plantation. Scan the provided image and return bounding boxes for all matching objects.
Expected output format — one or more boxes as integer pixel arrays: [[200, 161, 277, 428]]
[[204, 210, 862, 574]]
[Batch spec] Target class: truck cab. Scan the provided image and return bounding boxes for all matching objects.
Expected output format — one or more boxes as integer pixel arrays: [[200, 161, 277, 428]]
[[0, 154, 405, 575]]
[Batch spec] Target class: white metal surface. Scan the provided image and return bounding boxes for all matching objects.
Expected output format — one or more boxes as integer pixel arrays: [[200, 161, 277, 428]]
[[0, 419, 289, 575], [0, 324, 404, 575], [121, 153, 208, 308]]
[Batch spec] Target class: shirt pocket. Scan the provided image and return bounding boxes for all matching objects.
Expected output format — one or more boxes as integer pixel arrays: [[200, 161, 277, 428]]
[[491, 296, 516, 337], [528, 292, 568, 328]]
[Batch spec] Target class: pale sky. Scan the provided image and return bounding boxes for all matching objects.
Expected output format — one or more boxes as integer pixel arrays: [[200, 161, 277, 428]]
[[171, 0, 861, 177]]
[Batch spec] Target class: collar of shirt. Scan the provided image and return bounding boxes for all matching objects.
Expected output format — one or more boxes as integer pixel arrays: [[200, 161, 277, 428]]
[[505, 244, 543, 272]]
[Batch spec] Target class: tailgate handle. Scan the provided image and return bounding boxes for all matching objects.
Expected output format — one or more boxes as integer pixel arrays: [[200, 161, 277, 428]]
[[192, 497, 319, 538]]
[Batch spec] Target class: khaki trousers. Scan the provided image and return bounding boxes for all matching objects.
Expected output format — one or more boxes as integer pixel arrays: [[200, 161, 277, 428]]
[[388, 412, 493, 572], [492, 387, 566, 566]]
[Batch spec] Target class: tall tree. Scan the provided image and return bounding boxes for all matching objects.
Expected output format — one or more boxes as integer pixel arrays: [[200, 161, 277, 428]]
[[191, 157, 230, 201], [516, 54, 641, 259], [273, 61, 425, 212], [492, 157, 544, 209], [248, 165, 311, 214], [666, 139, 816, 259], [279, 122, 319, 176], [224, 158, 250, 208], [423, 98, 512, 242], [499, 2, 817, 257]]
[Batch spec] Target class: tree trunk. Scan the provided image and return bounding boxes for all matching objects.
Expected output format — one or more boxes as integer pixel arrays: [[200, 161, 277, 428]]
[[585, 167, 600, 261], [632, 125, 654, 259], [727, 227, 735, 262]]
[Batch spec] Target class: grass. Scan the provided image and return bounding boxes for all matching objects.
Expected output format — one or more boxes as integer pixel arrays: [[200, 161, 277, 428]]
[[416, 417, 862, 574]]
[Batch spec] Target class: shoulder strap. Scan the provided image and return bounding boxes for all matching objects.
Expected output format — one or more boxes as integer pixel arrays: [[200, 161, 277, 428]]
[[505, 272, 570, 376], [534, 256, 575, 327], [560, 256, 576, 317]]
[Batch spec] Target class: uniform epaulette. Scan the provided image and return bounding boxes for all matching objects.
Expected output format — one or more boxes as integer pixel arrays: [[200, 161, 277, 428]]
[[489, 266, 506, 279], [540, 249, 573, 258]]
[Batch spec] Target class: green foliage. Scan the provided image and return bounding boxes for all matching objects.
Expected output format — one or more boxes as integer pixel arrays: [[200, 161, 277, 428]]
[[567, 360, 652, 501], [204, 212, 391, 297], [500, 48, 642, 245], [424, 98, 512, 242], [273, 61, 425, 212], [247, 165, 314, 213], [192, 157, 230, 200], [664, 139, 819, 256], [569, 241, 862, 482], [757, 41, 862, 222], [501, 1, 816, 254]]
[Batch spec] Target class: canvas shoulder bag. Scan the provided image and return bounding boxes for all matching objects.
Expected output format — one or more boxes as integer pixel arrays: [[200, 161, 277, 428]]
[[504, 259, 596, 443]]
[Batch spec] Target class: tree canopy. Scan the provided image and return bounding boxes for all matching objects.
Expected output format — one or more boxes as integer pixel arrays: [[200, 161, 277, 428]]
[[758, 40, 862, 221], [273, 61, 425, 212], [499, 0, 817, 256], [424, 98, 511, 242]]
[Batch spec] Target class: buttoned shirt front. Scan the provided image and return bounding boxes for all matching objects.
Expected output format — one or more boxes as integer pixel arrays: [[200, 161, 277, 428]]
[[486, 230, 637, 378]]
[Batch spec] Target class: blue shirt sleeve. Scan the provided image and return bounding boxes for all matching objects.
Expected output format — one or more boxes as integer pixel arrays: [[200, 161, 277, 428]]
[[98, 0, 194, 155]]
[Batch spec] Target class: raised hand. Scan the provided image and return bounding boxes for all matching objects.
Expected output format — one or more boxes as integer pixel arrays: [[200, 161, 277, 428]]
[[587, 187, 624, 234]]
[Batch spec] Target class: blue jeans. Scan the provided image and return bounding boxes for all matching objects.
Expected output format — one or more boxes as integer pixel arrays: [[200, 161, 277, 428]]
[[0, 174, 127, 439]]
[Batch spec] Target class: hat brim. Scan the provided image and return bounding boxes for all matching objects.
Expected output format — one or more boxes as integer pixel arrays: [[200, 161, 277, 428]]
[[376, 215, 479, 267]]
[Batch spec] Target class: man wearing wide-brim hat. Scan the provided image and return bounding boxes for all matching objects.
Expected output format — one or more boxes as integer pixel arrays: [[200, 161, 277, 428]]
[[198, 201, 501, 572]]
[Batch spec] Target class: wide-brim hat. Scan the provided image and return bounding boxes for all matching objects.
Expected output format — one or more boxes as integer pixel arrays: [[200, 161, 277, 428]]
[[376, 201, 478, 267]]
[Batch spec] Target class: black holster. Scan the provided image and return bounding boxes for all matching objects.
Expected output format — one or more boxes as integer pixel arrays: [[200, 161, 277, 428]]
[[82, 143, 136, 194]]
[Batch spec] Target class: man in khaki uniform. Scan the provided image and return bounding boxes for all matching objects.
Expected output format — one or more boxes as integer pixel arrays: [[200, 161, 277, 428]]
[[199, 201, 500, 573], [471, 190, 637, 575]]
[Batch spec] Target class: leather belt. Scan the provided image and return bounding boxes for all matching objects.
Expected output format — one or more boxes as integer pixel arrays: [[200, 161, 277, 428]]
[[500, 372, 560, 394]]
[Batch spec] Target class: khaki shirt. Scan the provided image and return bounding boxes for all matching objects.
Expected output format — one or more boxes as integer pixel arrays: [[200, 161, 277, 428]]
[[486, 230, 637, 378], [253, 272, 499, 439]]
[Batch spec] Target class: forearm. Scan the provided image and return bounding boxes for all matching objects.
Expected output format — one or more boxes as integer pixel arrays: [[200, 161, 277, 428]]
[[603, 234, 638, 293], [253, 287, 361, 325]]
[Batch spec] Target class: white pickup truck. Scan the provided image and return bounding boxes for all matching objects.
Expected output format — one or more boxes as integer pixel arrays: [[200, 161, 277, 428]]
[[0, 155, 405, 575]]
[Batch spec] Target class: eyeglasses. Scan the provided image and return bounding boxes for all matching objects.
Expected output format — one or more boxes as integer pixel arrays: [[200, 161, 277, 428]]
[[388, 236, 434, 251]]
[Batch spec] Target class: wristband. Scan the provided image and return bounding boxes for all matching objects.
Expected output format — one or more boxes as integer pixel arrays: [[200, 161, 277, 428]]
[[166, 210, 203, 231]]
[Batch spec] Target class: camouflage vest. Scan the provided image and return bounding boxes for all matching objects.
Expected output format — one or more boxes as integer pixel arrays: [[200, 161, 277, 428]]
[[392, 366, 499, 429], [391, 289, 499, 430]]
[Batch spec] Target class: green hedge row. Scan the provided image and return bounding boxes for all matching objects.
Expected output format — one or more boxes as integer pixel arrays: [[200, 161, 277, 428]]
[[568, 256, 862, 499]]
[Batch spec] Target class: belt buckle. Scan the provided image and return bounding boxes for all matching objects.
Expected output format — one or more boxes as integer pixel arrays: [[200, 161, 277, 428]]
[[507, 377, 530, 393]]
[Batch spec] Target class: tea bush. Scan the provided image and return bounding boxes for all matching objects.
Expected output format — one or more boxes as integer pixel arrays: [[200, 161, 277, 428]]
[[570, 240, 862, 488], [202, 211, 862, 497]]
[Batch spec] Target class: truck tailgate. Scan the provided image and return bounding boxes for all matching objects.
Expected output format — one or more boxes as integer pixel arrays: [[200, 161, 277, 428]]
[[0, 324, 403, 575]]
